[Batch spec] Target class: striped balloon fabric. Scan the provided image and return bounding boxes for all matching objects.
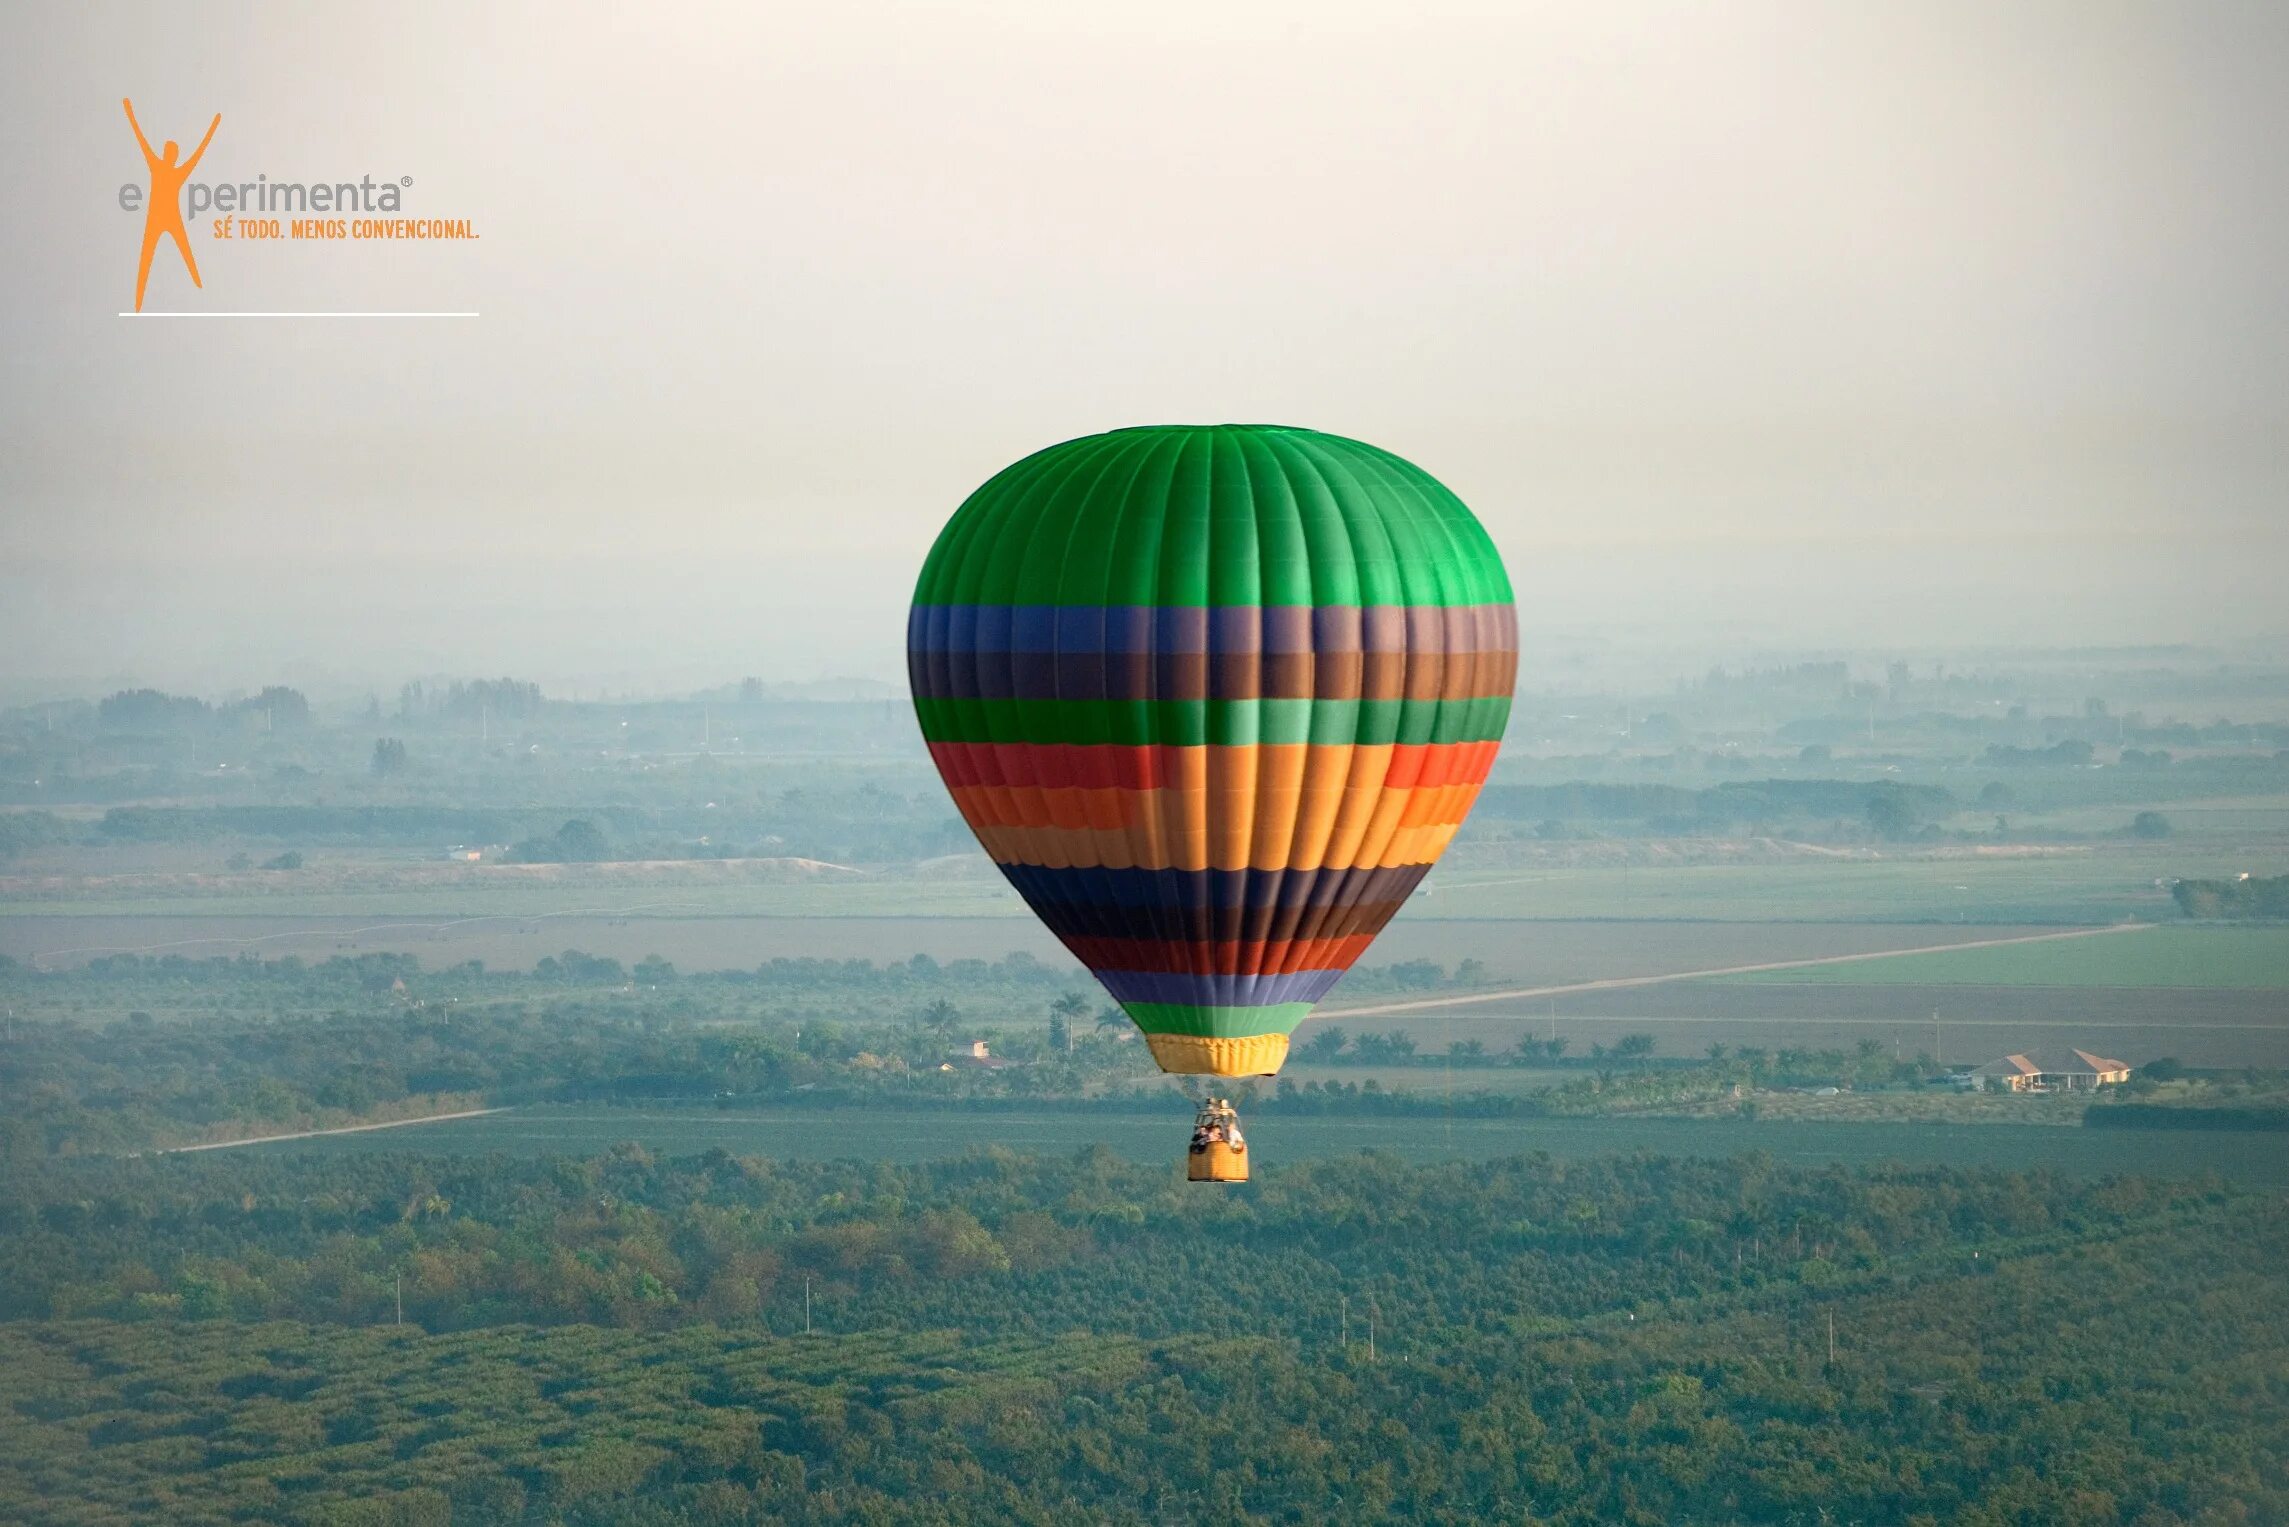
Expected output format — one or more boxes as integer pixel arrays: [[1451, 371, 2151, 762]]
[[909, 424, 1516, 1077]]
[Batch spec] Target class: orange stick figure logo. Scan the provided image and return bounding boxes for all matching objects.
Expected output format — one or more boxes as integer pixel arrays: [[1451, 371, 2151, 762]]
[[123, 98, 220, 312]]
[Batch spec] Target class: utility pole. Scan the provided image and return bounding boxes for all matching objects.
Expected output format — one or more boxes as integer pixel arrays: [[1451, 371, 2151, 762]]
[[1367, 1301, 1377, 1363]]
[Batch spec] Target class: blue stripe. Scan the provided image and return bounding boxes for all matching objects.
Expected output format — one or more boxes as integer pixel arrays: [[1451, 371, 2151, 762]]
[[906, 605, 1459, 656], [998, 862, 1430, 949], [1094, 968, 1348, 1007]]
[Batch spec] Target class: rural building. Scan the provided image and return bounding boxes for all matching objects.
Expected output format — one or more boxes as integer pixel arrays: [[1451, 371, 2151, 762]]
[[1971, 1049, 2132, 1092], [940, 1039, 1015, 1071]]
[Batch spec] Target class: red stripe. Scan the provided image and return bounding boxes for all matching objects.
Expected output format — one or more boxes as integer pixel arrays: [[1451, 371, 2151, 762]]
[[927, 740, 1498, 792], [1385, 739, 1500, 789]]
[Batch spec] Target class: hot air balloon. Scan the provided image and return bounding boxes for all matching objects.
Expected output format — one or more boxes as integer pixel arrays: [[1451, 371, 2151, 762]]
[[909, 424, 1516, 1178]]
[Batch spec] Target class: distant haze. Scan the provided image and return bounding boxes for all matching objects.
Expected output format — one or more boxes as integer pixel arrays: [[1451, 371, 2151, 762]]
[[4, 2, 2286, 702]]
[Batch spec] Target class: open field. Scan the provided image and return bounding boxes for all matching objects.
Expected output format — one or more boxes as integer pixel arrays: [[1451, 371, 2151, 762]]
[[1309, 924, 2289, 1067], [1712, 923, 2289, 988], [246, 1102, 2289, 1184], [160, 1107, 510, 1152], [0, 911, 1068, 972], [1325, 925, 2147, 1017], [1303, 982, 2289, 1069], [4, 837, 2281, 926], [2015, 800, 2289, 836], [0, 866, 1028, 923], [1421, 845, 2253, 923]]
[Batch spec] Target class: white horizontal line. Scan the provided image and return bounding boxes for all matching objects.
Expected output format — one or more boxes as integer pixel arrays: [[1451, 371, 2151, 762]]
[[118, 311, 480, 318]]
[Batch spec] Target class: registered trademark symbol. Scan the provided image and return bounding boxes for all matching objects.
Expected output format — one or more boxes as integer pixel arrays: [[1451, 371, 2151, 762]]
[[400, 176, 413, 187]]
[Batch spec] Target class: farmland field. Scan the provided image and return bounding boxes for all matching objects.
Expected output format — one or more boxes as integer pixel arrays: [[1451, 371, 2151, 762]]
[[1307, 981, 2289, 1069], [1417, 845, 2251, 923], [237, 1102, 2289, 1184], [1710, 923, 2289, 988], [2, 837, 2274, 926]]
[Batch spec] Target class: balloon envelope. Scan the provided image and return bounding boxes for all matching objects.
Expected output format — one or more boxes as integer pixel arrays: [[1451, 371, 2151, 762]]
[[909, 424, 1515, 1076]]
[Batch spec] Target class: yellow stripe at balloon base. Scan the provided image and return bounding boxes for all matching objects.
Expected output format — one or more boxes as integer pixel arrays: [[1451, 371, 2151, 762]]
[[1145, 1032, 1290, 1076]]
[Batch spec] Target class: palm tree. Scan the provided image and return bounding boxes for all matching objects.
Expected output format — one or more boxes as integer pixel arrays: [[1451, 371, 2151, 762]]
[[1049, 992, 1088, 1054]]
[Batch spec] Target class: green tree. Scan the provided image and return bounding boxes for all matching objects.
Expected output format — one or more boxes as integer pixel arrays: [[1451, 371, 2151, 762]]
[[1865, 784, 1918, 839], [553, 820, 608, 862], [1049, 992, 1089, 1054]]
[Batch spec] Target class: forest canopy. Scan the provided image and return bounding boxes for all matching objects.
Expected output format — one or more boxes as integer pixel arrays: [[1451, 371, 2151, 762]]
[[0, 1145, 2279, 1525]]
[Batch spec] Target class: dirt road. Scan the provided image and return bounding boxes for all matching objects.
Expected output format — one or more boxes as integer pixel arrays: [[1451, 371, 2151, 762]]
[[1322, 923, 2152, 1019], [161, 1107, 511, 1153]]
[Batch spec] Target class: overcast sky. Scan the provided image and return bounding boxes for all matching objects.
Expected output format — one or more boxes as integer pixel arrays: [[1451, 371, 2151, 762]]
[[3, 1, 2285, 702]]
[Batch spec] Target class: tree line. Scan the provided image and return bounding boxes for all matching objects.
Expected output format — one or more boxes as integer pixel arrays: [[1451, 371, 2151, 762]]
[[2173, 873, 2289, 919]]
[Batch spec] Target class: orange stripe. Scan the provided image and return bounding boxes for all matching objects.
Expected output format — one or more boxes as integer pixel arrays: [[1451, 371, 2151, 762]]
[[941, 742, 1498, 872], [947, 781, 1493, 840], [955, 779, 1491, 871]]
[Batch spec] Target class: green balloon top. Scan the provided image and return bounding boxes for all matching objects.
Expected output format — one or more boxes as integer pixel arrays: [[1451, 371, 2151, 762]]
[[914, 425, 1512, 610]]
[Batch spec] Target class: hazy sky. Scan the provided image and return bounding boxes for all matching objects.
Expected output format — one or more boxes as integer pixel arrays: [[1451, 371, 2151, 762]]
[[4, 2, 2285, 702]]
